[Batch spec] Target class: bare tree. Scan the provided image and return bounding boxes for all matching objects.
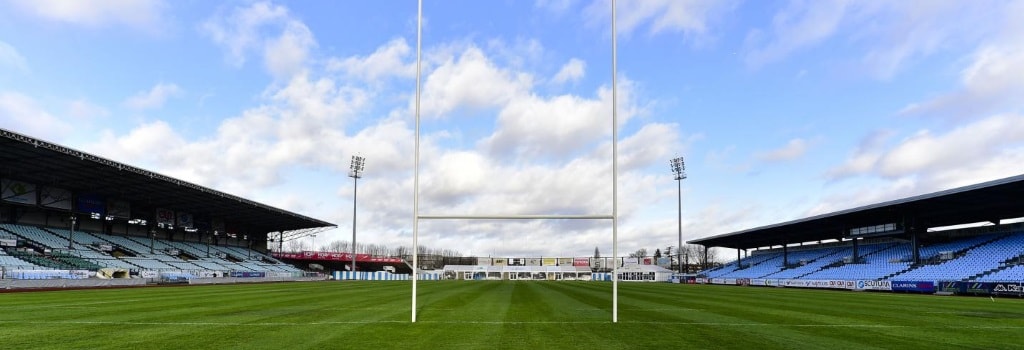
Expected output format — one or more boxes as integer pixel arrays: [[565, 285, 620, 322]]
[[284, 239, 310, 252], [394, 245, 410, 259], [679, 244, 721, 271], [328, 240, 349, 253]]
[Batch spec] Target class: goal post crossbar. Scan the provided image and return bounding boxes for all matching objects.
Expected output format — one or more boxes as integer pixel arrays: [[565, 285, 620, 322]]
[[418, 214, 614, 220]]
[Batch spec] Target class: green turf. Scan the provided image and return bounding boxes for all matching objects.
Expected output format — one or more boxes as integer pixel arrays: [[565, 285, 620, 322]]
[[1, 281, 1022, 349]]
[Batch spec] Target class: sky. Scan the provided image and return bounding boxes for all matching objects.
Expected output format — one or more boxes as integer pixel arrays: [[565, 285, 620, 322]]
[[2, 0, 1024, 259]]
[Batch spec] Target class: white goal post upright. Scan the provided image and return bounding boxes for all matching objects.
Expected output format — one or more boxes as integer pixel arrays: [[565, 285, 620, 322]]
[[411, 0, 621, 323], [611, 0, 619, 324], [411, 0, 423, 324]]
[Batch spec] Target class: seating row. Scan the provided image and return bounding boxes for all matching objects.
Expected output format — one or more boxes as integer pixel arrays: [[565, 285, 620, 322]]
[[702, 232, 1024, 282]]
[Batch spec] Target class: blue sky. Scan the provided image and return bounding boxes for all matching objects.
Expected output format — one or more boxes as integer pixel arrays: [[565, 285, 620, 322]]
[[2, 1, 1024, 259]]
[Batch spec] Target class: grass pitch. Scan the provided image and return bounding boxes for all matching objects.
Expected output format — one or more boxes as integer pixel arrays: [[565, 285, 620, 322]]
[[1, 281, 1022, 349]]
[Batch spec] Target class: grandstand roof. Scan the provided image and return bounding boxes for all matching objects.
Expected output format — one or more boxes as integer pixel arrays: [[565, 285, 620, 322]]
[[689, 174, 1024, 250], [0, 128, 335, 234]]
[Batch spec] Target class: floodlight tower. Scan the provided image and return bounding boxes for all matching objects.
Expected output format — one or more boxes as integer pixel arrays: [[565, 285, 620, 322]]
[[349, 155, 366, 278], [670, 156, 687, 274]]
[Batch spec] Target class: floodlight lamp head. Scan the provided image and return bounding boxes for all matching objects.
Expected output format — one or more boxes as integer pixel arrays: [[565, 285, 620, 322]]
[[670, 156, 687, 180], [349, 155, 366, 178]]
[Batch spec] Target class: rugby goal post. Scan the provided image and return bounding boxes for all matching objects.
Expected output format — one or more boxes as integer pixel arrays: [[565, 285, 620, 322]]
[[410, 0, 623, 323]]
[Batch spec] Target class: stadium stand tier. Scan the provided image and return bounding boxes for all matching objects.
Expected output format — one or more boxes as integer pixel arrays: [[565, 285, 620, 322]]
[[692, 173, 1024, 285], [0, 223, 307, 275], [0, 128, 336, 281], [703, 230, 1024, 283]]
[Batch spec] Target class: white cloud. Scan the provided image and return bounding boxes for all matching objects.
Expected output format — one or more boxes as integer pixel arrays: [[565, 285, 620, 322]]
[[481, 77, 644, 161], [7, 0, 166, 31], [0, 41, 29, 73], [535, 0, 577, 14], [263, 20, 316, 79], [0, 92, 74, 140], [584, 0, 737, 41], [485, 38, 545, 69], [91, 70, 376, 197], [201, 1, 287, 67], [816, 114, 1024, 215], [743, 0, 850, 69], [825, 130, 893, 180], [810, 2, 1024, 227], [892, 2, 1024, 120], [876, 114, 1024, 178], [744, 1, 1001, 78], [201, 1, 315, 79], [67, 99, 109, 120], [806, 176, 919, 216], [122, 83, 182, 110], [852, 2, 982, 80], [83, 34, 678, 257], [326, 38, 415, 82], [552, 58, 585, 84], [755, 138, 809, 162], [902, 45, 1024, 119], [829, 114, 1024, 180], [91, 121, 185, 166], [419, 46, 532, 119], [618, 123, 681, 171]]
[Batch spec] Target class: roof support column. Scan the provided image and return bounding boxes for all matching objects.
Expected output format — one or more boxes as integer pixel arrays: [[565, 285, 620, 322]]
[[911, 228, 920, 264], [852, 237, 859, 263], [906, 215, 920, 265], [703, 245, 708, 271], [684, 249, 689, 273], [783, 244, 788, 266]]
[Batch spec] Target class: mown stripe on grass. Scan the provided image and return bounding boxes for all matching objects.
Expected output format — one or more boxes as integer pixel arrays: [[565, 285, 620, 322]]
[[2, 281, 1024, 350]]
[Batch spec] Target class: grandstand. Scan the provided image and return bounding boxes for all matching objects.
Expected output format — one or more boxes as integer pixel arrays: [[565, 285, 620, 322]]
[[691, 174, 1024, 293], [0, 128, 335, 284], [5, 122, 1022, 294]]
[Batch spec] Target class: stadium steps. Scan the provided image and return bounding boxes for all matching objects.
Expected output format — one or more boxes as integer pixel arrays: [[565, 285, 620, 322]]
[[50, 252, 105, 270], [966, 266, 1007, 281], [763, 248, 845, 279], [5, 249, 73, 269], [77, 232, 149, 257], [792, 244, 896, 279], [940, 234, 1007, 261], [964, 252, 1024, 281], [0, 226, 52, 252], [893, 234, 1007, 274], [748, 255, 780, 268], [887, 233, 1015, 281], [792, 257, 847, 279], [881, 266, 917, 280]]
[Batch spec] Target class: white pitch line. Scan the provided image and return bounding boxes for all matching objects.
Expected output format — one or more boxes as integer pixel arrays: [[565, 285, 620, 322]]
[[573, 308, 704, 312], [7, 299, 143, 309], [2, 319, 1023, 329]]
